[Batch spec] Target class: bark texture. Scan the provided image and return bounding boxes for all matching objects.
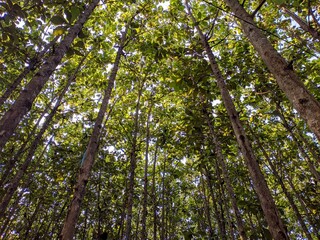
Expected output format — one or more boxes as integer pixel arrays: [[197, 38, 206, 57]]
[[223, 0, 320, 142], [0, 0, 99, 150], [59, 27, 128, 240], [185, 2, 289, 239]]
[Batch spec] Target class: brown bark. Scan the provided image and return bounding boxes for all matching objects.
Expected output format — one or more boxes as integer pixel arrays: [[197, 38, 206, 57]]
[[0, 0, 99, 150], [0, 55, 86, 217], [152, 141, 159, 240], [200, 174, 214, 239], [59, 26, 128, 240], [185, 2, 289, 239], [141, 99, 153, 240], [123, 85, 143, 240], [223, 0, 320, 142], [160, 152, 166, 240]]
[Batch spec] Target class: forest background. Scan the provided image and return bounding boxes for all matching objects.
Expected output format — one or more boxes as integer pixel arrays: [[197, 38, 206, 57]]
[[0, 0, 319, 239]]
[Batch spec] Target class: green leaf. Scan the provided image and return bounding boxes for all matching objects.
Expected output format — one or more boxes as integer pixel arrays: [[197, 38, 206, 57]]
[[51, 15, 68, 25], [70, 6, 80, 23], [74, 41, 85, 49]]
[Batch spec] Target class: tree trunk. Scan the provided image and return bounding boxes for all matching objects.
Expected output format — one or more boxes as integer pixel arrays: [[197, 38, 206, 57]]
[[152, 141, 159, 240], [223, 0, 320, 142], [0, 0, 99, 150], [123, 84, 143, 240], [141, 99, 153, 240], [59, 25, 128, 240], [160, 152, 166, 240], [200, 174, 214, 239], [185, 2, 289, 239], [203, 166, 225, 239]]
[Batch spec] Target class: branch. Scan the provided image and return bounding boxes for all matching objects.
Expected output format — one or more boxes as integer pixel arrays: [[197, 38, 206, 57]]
[[250, 0, 266, 18]]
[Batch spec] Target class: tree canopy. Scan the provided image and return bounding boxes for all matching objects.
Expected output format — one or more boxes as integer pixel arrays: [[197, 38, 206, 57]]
[[0, 0, 319, 239]]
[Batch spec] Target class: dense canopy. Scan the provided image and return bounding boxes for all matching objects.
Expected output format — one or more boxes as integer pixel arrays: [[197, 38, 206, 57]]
[[0, 0, 319, 239]]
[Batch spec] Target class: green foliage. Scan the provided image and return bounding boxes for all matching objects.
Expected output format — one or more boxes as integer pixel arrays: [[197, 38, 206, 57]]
[[0, 0, 319, 239]]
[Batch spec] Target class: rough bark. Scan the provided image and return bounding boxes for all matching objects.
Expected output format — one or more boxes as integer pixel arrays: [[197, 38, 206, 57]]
[[59, 26, 128, 240], [185, 2, 289, 239], [0, 0, 99, 150], [0, 56, 86, 217], [223, 0, 320, 142]]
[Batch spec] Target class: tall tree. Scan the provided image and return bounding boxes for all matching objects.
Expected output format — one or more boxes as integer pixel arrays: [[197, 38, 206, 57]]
[[185, 1, 289, 239]]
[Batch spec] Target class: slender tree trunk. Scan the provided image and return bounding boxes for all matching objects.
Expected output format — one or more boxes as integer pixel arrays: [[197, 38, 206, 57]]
[[214, 160, 227, 240], [185, 2, 289, 239], [0, 188, 24, 237], [118, 178, 129, 240], [160, 151, 166, 240], [24, 198, 43, 240], [0, 56, 86, 217], [0, 36, 59, 107], [152, 141, 159, 240], [203, 166, 224, 238], [250, 125, 313, 240], [200, 174, 214, 239], [141, 100, 153, 239], [201, 100, 247, 239], [0, 0, 99, 150], [123, 85, 143, 240], [60, 25, 129, 240], [223, 0, 320, 142]]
